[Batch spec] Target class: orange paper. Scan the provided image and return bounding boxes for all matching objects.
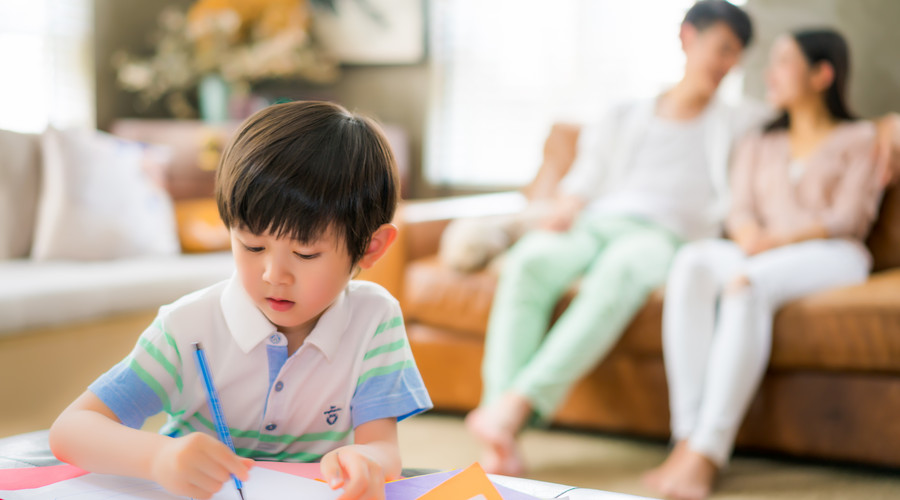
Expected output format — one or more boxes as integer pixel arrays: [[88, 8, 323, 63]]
[[416, 462, 503, 500]]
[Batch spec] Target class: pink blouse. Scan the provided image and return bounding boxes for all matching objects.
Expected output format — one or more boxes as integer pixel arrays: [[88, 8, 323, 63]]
[[725, 121, 882, 242]]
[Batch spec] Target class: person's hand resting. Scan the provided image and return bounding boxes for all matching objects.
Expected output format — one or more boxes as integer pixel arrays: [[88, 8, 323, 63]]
[[733, 223, 787, 256], [321, 445, 388, 500], [742, 233, 784, 256], [540, 195, 585, 232], [150, 432, 253, 500]]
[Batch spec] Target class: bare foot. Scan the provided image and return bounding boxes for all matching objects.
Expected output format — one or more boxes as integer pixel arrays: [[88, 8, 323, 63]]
[[654, 447, 718, 500], [464, 394, 531, 476], [642, 440, 689, 492]]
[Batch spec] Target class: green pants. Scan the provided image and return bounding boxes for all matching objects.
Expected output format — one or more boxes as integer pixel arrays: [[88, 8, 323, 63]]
[[482, 215, 681, 420]]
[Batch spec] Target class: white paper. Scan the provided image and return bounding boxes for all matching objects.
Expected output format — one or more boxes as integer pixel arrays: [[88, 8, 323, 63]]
[[0, 467, 341, 500]]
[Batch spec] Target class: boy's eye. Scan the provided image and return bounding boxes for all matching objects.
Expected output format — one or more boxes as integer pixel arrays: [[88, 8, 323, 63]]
[[243, 245, 264, 253], [295, 252, 321, 260]]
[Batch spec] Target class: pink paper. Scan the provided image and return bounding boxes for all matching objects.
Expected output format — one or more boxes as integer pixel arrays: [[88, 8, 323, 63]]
[[255, 461, 323, 480], [0, 461, 320, 491], [0, 464, 88, 490]]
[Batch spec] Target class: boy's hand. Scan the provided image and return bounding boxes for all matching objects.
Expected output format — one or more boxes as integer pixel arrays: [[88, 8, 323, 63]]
[[321, 445, 387, 500], [150, 432, 253, 500]]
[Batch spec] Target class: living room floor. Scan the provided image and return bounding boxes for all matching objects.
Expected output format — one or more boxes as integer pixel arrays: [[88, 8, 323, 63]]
[[397, 413, 900, 500], [1, 410, 898, 498]]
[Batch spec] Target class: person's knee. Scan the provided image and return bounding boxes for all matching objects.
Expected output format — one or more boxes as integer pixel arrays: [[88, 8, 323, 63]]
[[585, 245, 666, 294], [672, 240, 720, 271], [502, 234, 564, 281]]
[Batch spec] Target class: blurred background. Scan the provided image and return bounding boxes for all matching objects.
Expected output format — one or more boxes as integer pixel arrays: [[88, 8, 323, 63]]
[[1, 1, 899, 498], [2, 0, 899, 197]]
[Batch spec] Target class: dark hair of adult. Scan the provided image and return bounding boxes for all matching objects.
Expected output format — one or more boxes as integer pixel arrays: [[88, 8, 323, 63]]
[[683, 0, 753, 48], [764, 28, 855, 132], [216, 100, 399, 265]]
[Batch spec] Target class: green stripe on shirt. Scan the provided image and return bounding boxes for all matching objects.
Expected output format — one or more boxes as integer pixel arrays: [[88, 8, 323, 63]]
[[236, 448, 324, 462], [138, 337, 183, 393], [356, 359, 414, 387], [193, 412, 351, 443], [129, 358, 172, 414], [363, 339, 406, 361], [162, 330, 182, 370], [373, 316, 403, 336]]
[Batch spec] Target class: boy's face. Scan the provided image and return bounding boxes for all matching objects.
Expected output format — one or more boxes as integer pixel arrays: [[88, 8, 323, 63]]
[[681, 21, 745, 95], [231, 226, 354, 339]]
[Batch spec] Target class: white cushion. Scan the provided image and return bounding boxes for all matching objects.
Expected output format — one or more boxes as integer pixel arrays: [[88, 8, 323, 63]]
[[31, 127, 180, 261], [0, 129, 42, 260], [0, 252, 234, 334]]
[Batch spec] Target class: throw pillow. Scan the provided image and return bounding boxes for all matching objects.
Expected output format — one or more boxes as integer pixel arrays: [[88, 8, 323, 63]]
[[31, 127, 180, 260], [0, 129, 42, 259]]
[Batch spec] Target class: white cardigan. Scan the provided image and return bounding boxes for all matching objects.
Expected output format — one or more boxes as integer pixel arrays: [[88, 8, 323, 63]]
[[559, 96, 771, 240]]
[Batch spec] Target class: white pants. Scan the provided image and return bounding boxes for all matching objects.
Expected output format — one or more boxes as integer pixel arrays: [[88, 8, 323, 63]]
[[663, 238, 871, 466]]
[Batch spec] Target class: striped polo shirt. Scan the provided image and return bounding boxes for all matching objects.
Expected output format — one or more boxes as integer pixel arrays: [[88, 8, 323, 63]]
[[89, 275, 432, 462]]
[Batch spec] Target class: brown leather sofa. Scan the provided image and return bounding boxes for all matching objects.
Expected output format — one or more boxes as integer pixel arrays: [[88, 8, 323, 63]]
[[386, 124, 900, 468]]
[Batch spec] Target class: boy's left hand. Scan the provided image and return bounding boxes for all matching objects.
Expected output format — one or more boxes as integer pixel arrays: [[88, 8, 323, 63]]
[[321, 445, 386, 500]]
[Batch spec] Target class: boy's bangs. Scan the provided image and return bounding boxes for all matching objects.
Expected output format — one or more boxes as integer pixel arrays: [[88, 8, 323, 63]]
[[228, 170, 341, 245]]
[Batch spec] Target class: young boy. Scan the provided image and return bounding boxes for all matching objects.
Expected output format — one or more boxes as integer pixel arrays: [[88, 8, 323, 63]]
[[49, 101, 433, 500]]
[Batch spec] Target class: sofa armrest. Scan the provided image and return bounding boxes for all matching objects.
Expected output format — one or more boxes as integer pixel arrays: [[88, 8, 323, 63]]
[[403, 191, 528, 260], [356, 191, 527, 302]]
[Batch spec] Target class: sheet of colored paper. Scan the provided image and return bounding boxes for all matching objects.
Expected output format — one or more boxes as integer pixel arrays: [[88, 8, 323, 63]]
[[416, 463, 503, 500], [0, 461, 321, 491], [385, 465, 540, 500], [0, 466, 338, 500]]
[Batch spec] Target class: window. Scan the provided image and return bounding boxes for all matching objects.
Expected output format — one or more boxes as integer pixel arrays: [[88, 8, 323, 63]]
[[426, 0, 744, 188], [0, 0, 94, 134]]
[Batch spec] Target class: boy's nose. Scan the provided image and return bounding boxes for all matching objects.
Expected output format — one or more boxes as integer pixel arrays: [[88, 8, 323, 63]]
[[262, 257, 293, 285]]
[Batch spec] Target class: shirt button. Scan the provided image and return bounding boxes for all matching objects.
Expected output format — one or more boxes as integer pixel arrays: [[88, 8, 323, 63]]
[[265, 423, 277, 431], [269, 334, 280, 344], [274, 381, 284, 392]]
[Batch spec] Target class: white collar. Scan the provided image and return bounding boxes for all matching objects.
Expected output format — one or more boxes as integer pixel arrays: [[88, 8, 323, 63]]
[[220, 274, 350, 360]]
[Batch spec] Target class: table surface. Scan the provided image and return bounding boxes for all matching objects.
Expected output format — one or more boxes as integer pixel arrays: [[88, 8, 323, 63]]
[[0, 431, 656, 499]]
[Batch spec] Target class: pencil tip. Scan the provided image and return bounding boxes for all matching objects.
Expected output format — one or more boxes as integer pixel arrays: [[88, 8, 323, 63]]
[[238, 487, 245, 500]]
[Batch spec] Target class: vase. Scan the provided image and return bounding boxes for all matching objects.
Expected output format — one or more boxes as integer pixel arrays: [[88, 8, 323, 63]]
[[198, 74, 230, 123]]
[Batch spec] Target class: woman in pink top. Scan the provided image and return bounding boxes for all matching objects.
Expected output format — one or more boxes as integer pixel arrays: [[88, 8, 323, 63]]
[[644, 29, 883, 500]]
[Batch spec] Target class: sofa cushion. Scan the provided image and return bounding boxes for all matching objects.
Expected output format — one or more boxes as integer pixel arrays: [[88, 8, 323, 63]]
[[768, 269, 900, 372], [0, 252, 234, 335], [0, 130, 41, 260], [31, 127, 180, 261], [404, 257, 900, 374], [404, 256, 497, 338]]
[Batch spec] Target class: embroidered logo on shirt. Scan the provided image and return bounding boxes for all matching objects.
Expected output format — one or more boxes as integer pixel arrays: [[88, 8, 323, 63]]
[[324, 406, 341, 425]]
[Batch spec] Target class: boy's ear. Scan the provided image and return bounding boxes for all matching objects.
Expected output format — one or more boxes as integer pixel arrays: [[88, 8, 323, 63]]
[[357, 224, 399, 270]]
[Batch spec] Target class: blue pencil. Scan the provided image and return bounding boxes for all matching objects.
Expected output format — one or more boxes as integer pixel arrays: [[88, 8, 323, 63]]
[[193, 342, 246, 500]]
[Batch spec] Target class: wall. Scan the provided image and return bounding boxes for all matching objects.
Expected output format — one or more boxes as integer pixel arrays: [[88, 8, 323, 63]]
[[94, 0, 193, 130], [94, 1, 900, 199], [93, 0, 431, 197], [744, 0, 900, 118]]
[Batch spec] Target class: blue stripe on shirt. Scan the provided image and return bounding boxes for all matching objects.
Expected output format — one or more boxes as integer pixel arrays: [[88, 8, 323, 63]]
[[89, 359, 163, 429], [350, 366, 433, 426]]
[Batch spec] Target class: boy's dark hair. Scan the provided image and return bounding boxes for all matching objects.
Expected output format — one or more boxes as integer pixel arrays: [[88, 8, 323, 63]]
[[683, 0, 753, 48], [216, 101, 398, 265]]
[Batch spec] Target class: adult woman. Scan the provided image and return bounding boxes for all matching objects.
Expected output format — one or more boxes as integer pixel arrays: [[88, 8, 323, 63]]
[[645, 28, 883, 500]]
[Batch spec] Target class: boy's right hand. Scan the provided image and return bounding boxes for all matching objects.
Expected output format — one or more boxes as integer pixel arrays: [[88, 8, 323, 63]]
[[150, 432, 253, 500]]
